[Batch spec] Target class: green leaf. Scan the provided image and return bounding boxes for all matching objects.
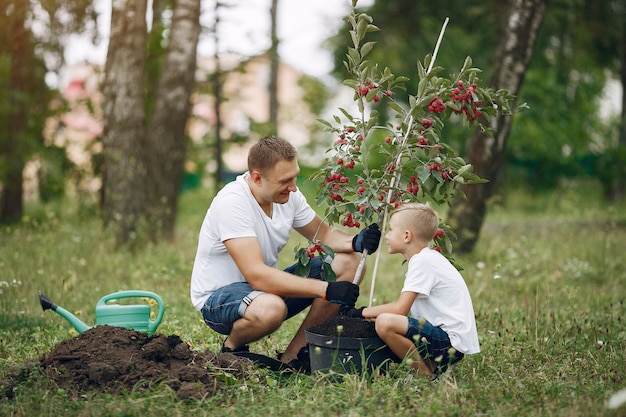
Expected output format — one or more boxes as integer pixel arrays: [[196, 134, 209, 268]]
[[417, 77, 428, 98], [356, 16, 368, 42], [456, 164, 472, 177], [323, 261, 337, 282], [360, 41, 376, 58], [294, 262, 311, 278], [317, 119, 333, 129], [348, 47, 361, 65], [388, 101, 405, 114]]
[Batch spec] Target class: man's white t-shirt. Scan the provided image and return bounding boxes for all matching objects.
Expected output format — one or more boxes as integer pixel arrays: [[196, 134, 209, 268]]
[[190, 173, 317, 310], [401, 247, 480, 354]]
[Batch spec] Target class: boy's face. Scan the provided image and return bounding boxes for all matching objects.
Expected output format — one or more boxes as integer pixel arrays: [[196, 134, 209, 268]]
[[384, 213, 406, 254]]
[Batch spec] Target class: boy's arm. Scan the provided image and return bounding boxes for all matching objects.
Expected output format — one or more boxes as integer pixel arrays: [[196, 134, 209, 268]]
[[363, 291, 417, 319]]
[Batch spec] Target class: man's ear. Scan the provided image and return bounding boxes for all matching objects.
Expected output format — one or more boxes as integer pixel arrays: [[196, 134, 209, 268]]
[[404, 230, 412, 243], [249, 170, 262, 186]]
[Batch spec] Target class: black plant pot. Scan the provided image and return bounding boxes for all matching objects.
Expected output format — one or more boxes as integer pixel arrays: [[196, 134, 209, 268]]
[[304, 316, 400, 374]]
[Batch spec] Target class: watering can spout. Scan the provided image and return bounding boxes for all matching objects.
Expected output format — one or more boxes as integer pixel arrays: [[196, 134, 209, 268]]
[[39, 290, 92, 333]]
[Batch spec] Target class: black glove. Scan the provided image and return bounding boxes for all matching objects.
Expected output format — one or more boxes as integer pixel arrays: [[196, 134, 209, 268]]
[[339, 305, 365, 319], [325, 281, 359, 306], [352, 223, 381, 254]]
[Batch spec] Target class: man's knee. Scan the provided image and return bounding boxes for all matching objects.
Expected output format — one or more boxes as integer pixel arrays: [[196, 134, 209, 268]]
[[331, 252, 363, 282], [245, 293, 287, 325]]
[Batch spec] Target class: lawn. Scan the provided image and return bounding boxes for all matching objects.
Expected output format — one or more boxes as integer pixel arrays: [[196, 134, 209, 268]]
[[1, 178, 625, 416]]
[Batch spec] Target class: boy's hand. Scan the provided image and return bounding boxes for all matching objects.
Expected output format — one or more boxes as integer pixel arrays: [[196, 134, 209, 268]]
[[352, 223, 381, 254], [339, 305, 365, 318]]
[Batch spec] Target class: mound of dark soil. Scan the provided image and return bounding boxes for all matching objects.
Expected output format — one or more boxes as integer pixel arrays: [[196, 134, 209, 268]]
[[2, 326, 253, 400], [2, 317, 379, 400], [307, 315, 378, 338]]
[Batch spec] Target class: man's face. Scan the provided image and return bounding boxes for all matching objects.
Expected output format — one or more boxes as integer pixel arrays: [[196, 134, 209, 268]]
[[257, 159, 300, 204]]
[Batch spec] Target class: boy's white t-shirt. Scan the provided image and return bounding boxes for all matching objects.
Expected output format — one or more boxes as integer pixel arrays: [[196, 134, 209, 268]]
[[401, 247, 480, 354], [190, 173, 316, 310]]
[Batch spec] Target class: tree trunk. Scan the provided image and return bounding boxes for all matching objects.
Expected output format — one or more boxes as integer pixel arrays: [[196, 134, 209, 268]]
[[146, 0, 201, 240], [269, 0, 280, 135], [212, 0, 224, 188], [101, 0, 150, 245], [0, 2, 28, 223], [447, 0, 549, 253], [610, 0, 626, 201], [101, 0, 200, 246]]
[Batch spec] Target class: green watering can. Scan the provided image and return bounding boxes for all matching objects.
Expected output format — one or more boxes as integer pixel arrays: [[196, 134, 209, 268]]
[[39, 290, 165, 336]]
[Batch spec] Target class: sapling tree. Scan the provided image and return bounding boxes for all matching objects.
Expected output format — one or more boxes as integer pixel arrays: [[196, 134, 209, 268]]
[[294, 0, 519, 302]]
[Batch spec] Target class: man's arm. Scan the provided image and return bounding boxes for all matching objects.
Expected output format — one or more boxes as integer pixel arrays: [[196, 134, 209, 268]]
[[295, 215, 354, 253], [296, 215, 381, 255], [224, 237, 328, 298]]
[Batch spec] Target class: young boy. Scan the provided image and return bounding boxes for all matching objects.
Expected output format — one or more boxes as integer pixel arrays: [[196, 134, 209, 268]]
[[341, 203, 480, 377]]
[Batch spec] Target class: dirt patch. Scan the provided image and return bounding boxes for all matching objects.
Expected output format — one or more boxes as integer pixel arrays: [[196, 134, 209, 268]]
[[2, 326, 255, 400], [2, 317, 380, 400], [307, 315, 378, 338]]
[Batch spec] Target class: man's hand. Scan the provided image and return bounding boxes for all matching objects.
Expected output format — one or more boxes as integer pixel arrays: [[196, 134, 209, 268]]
[[325, 281, 359, 306], [352, 223, 381, 254], [339, 305, 365, 319]]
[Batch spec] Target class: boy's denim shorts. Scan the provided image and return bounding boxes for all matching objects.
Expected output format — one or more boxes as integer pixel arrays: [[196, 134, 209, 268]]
[[405, 316, 465, 375], [201, 257, 325, 335]]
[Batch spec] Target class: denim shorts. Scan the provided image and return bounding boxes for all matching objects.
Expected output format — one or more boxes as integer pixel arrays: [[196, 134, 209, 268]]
[[405, 316, 464, 375], [201, 257, 325, 335]]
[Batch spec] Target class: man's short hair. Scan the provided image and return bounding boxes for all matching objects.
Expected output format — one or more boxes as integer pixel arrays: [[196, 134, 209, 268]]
[[248, 136, 297, 174]]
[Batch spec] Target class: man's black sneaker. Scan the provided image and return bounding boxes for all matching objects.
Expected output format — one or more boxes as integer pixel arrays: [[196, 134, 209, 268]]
[[278, 346, 311, 374], [220, 342, 250, 354]]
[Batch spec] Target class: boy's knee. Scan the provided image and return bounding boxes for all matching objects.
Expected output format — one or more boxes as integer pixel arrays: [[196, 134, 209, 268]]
[[375, 312, 395, 334]]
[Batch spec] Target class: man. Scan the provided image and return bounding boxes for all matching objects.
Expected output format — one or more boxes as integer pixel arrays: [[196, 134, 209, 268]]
[[190, 136, 380, 371]]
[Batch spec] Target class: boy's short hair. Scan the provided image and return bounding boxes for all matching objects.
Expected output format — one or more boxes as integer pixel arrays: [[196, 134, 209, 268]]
[[248, 136, 297, 174], [392, 203, 439, 243]]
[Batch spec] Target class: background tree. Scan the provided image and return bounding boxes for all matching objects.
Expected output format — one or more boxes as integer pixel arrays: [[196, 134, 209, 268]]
[[0, 0, 96, 223], [448, 0, 549, 253], [268, 0, 280, 135], [101, 0, 201, 247]]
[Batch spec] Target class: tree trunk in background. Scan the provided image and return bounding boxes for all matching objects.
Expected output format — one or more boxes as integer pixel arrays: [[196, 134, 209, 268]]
[[101, 0, 200, 247], [269, 0, 280, 135], [447, 0, 549, 253], [212, 1, 224, 188], [611, 0, 626, 201], [101, 0, 149, 245], [146, 0, 201, 239], [0, 2, 28, 222]]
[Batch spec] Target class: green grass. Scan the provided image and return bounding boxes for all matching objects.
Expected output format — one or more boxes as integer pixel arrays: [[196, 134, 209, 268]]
[[1, 179, 626, 416]]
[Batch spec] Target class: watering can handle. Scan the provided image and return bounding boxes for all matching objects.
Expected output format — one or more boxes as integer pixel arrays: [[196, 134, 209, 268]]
[[96, 290, 165, 335]]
